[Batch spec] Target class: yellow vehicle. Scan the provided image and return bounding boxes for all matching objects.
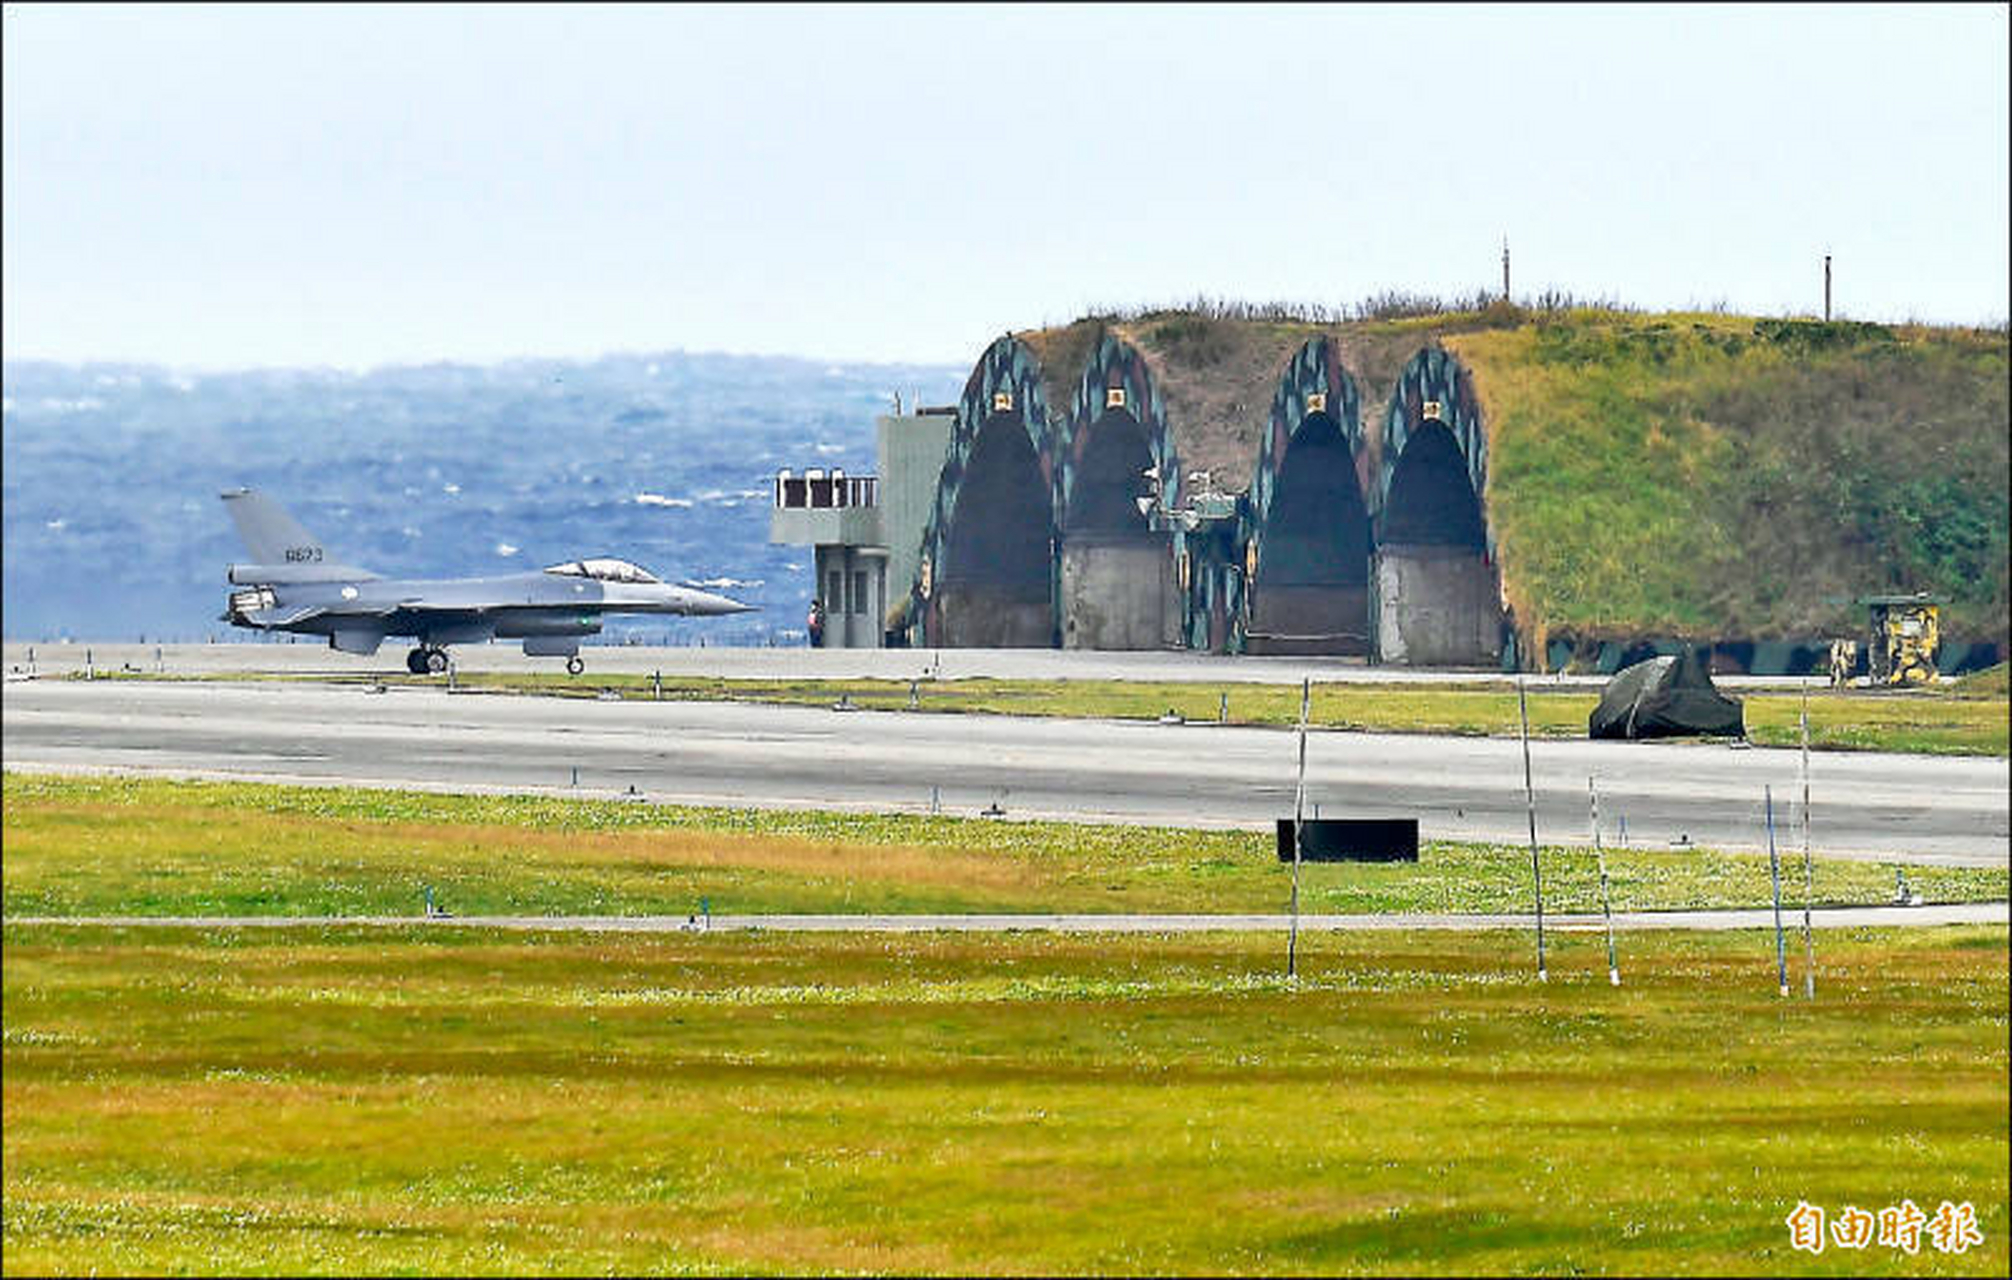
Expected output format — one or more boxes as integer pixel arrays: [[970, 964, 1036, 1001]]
[[1860, 594, 1941, 684]]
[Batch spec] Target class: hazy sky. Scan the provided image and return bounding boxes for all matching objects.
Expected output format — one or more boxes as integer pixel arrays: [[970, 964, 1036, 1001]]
[[4, 2, 2007, 370]]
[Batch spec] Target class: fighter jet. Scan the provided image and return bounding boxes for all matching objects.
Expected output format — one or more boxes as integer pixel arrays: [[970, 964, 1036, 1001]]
[[218, 488, 753, 674]]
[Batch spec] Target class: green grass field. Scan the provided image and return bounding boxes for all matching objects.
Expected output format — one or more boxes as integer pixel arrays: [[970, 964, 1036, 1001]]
[[4, 924, 2005, 1275], [5, 773, 2006, 920]]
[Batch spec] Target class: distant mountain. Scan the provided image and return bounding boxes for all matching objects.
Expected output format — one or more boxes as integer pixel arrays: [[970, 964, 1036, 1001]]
[[1, 352, 965, 643]]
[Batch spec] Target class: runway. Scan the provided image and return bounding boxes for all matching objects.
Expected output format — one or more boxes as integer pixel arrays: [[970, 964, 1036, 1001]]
[[5, 676, 2005, 867], [2, 639, 1814, 689]]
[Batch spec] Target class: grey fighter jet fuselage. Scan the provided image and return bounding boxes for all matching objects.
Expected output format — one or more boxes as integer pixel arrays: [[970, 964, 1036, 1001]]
[[219, 488, 752, 674]]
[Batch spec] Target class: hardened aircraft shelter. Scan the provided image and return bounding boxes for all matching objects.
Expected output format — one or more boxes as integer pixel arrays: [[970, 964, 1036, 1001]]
[[865, 330, 1504, 664]]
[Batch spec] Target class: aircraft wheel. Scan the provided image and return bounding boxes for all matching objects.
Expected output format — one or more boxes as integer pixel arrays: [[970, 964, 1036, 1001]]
[[566, 656, 584, 676], [406, 647, 428, 676], [425, 648, 449, 675]]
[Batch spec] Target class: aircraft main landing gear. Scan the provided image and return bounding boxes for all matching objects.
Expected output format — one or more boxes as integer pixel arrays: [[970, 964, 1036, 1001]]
[[407, 647, 449, 675], [566, 655, 585, 676]]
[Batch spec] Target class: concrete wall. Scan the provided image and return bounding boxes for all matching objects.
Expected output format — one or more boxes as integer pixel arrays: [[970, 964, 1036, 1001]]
[[1060, 537, 1173, 650], [933, 583, 1052, 648], [770, 504, 881, 549], [1374, 547, 1501, 666], [876, 411, 955, 615], [1246, 585, 1370, 656]]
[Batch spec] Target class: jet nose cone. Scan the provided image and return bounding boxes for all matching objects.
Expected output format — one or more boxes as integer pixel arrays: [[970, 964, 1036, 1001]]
[[676, 586, 756, 616]]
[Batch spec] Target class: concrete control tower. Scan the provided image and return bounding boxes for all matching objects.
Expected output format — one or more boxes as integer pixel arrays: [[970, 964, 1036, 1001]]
[[769, 408, 954, 648]]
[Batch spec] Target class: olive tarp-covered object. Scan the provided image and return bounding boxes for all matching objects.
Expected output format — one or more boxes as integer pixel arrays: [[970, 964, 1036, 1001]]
[[1589, 649, 1745, 740]]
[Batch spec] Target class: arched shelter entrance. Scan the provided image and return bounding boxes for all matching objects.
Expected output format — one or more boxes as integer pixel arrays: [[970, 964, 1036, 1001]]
[[1243, 337, 1370, 655], [1067, 409, 1154, 533], [1374, 347, 1501, 665], [1056, 335, 1181, 649], [912, 336, 1058, 647]]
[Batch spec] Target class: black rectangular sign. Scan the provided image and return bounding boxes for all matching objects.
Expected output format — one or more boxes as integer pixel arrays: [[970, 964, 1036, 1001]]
[[1275, 818, 1419, 863]]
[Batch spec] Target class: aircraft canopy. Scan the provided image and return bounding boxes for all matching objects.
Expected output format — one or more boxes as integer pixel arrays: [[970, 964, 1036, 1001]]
[[541, 558, 662, 584]]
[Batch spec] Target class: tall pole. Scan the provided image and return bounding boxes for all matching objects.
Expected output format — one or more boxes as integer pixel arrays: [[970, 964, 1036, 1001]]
[[1766, 785, 1788, 998], [1800, 683, 1816, 999], [1518, 679, 1547, 981], [1591, 776, 1619, 986], [1823, 254, 1832, 321], [1290, 677, 1310, 979]]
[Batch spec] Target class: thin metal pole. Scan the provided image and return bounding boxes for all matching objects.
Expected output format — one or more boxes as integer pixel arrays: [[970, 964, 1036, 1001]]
[[1800, 684, 1816, 999], [1766, 785, 1788, 998], [1591, 776, 1619, 986], [1518, 679, 1547, 981], [1290, 677, 1309, 980]]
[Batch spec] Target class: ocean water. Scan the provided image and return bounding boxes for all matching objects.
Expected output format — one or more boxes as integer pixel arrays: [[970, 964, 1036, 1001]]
[[1, 352, 964, 644]]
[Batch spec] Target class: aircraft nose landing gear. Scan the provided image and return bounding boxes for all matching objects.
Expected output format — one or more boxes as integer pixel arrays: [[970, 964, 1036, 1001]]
[[566, 655, 585, 676]]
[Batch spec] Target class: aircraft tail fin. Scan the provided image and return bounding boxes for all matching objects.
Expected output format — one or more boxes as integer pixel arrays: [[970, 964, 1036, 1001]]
[[221, 488, 325, 563], [220, 488, 373, 578]]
